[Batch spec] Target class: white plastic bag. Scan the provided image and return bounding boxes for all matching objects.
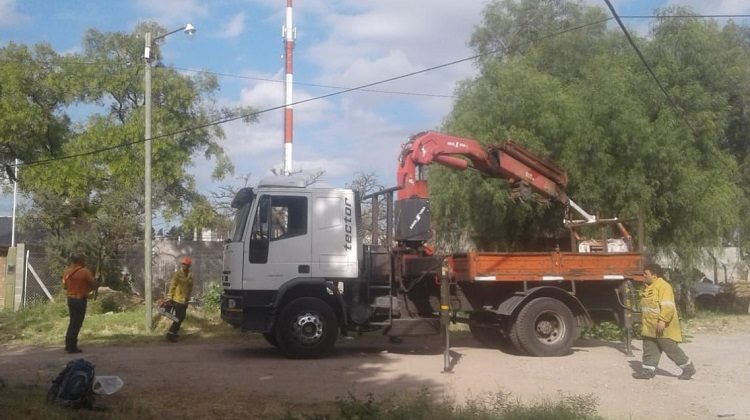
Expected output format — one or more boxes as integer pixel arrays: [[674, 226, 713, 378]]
[[92, 375, 124, 395]]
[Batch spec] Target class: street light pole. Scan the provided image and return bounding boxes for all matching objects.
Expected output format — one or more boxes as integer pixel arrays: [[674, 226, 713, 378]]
[[144, 31, 153, 332], [143, 24, 196, 332], [11, 158, 18, 247]]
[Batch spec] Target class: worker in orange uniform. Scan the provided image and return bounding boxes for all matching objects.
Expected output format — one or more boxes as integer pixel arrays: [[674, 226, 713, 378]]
[[62, 254, 97, 353], [633, 263, 696, 380], [165, 256, 194, 342]]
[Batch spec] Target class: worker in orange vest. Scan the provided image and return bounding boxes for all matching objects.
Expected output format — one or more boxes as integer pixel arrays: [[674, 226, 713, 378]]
[[62, 254, 97, 353]]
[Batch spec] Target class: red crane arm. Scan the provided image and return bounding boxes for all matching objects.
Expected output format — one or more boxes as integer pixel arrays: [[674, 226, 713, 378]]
[[397, 131, 493, 200], [396, 131, 569, 206], [490, 141, 569, 204]]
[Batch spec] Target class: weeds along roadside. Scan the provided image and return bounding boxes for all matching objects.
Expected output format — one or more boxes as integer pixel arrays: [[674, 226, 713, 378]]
[[0, 384, 604, 420], [0, 287, 237, 346]]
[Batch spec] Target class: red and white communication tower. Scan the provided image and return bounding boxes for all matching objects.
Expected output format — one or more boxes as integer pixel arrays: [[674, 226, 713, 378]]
[[282, 0, 296, 175]]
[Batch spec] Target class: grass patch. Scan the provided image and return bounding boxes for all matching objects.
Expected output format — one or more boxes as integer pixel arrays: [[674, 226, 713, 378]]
[[581, 313, 750, 343], [0, 291, 241, 347], [277, 389, 603, 420], [0, 382, 336, 420], [582, 322, 626, 342], [0, 384, 602, 420]]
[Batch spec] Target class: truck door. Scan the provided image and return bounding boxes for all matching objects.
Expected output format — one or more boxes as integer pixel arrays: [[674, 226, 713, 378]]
[[223, 200, 252, 290], [244, 193, 312, 289]]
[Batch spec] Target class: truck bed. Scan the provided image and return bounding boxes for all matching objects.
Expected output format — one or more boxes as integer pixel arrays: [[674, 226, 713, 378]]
[[448, 251, 643, 283]]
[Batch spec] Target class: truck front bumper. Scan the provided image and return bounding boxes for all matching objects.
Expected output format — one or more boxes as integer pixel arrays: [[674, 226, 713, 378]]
[[221, 293, 245, 328], [221, 291, 277, 332]]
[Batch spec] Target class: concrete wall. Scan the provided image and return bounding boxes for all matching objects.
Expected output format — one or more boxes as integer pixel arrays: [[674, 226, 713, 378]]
[[119, 239, 224, 301]]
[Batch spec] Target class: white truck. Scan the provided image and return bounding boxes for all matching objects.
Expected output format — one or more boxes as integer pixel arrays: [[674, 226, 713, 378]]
[[221, 131, 643, 359]]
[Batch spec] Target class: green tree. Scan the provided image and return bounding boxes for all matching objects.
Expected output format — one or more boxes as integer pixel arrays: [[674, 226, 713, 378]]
[[432, 0, 743, 270], [10, 23, 256, 283], [0, 43, 72, 169]]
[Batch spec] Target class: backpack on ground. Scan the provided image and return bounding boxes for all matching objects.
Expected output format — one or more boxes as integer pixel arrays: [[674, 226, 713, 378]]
[[47, 358, 96, 409]]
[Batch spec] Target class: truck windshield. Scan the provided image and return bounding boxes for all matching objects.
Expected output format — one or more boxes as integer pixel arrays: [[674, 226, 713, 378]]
[[230, 202, 252, 242], [229, 188, 255, 242]]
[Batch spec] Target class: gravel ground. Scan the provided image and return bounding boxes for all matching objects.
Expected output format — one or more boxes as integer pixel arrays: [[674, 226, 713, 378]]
[[1, 330, 749, 419]]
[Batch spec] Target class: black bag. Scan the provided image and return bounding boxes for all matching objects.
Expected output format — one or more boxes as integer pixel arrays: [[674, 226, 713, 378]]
[[47, 358, 96, 409]]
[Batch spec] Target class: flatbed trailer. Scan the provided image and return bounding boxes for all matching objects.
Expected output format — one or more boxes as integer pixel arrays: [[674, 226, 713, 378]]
[[449, 251, 644, 283], [423, 250, 643, 358]]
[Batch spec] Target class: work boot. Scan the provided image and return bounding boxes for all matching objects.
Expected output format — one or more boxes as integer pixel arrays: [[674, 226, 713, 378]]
[[678, 362, 696, 380], [166, 332, 178, 342], [632, 367, 656, 379]]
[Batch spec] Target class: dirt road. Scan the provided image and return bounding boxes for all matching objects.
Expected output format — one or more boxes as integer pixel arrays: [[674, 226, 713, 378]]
[[1, 331, 748, 419]]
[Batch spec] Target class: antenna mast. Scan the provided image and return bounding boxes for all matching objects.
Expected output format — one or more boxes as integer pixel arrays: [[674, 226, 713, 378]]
[[283, 0, 296, 175]]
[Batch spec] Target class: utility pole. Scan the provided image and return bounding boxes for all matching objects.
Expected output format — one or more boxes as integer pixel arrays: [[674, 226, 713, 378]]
[[11, 158, 18, 247], [143, 24, 196, 332]]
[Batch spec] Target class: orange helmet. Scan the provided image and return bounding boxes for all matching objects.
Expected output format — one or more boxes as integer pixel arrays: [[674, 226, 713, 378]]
[[181, 257, 192, 266]]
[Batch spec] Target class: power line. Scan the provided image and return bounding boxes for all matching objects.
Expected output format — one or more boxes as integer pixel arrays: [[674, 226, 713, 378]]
[[604, 3, 736, 181], [169, 66, 456, 99], [10, 12, 744, 170], [621, 14, 750, 19], [18, 52, 484, 168], [602, 0, 698, 136], [0, 57, 456, 99], [2, 12, 748, 100], [10, 17, 619, 169]]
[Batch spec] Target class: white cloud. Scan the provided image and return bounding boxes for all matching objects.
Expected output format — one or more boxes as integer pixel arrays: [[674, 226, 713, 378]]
[[669, 0, 750, 14], [207, 0, 750, 196], [299, 0, 482, 149], [199, 0, 486, 193], [206, 72, 339, 189], [217, 12, 246, 39], [235, 70, 335, 126], [135, 0, 207, 26], [0, 0, 28, 27], [308, 2, 479, 186]]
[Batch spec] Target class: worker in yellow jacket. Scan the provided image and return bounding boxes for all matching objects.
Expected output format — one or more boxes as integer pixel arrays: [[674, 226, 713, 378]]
[[165, 256, 194, 342], [633, 263, 696, 380]]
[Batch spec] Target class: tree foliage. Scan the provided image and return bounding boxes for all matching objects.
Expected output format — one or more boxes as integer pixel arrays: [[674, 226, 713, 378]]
[[1, 23, 256, 283], [0, 43, 72, 167], [433, 0, 745, 269]]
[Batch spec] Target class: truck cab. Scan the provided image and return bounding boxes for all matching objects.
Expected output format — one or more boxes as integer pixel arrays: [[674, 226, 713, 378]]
[[221, 176, 362, 358]]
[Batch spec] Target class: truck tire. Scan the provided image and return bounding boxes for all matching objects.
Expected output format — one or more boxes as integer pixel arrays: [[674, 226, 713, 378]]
[[275, 297, 338, 359], [508, 319, 524, 354], [515, 297, 575, 357]]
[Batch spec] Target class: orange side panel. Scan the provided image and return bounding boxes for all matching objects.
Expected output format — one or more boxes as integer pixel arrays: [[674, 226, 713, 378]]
[[448, 251, 644, 283]]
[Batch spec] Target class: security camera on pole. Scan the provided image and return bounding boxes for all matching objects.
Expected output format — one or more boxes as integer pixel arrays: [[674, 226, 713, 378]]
[[143, 23, 196, 332]]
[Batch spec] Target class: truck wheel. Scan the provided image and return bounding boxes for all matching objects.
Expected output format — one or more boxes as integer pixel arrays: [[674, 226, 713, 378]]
[[508, 319, 524, 354], [515, 297, 575, 357], [469, 312, 503, 348], [275, 297, 338, 359]]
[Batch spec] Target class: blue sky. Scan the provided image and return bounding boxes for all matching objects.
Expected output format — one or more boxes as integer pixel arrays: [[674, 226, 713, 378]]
[[1, 0, 749, 226]]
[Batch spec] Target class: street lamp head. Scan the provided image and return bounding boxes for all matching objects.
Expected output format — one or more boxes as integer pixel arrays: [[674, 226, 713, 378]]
[[184, 23, 196, 37]]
